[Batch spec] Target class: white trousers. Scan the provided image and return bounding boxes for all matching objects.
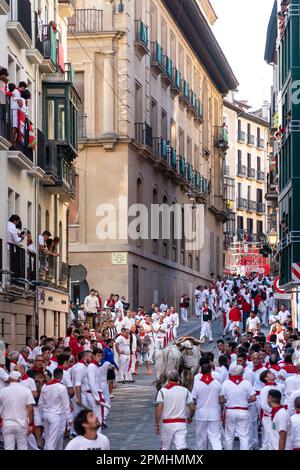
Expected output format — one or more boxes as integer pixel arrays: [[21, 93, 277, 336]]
[[86, 392, 104, 425], [130, 352, 138, 373], [100, 381, 111, 420], [195, 302, 202, 318], [224, 409, 249, 450], [261, 415, 272, 450], [43, 412, 66, 450], [119, 354, 131, 381], [195, 420, 222, 450], [223, 316, 231, 335], [248, 401, 259, 449], [180, 308, 188, 322], [200, 322, 213, 341], [148, 337, 155, 362], [155, 337, 165, 351], [2, 424, 28, 450], [161, 422, 187, 450]]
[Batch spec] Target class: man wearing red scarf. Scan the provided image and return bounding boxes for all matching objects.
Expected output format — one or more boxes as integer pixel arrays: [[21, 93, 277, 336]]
[[259, 370, 284, 450], [86, 349, 105, 427], [155, 370, 194, 450], [267, 389, 292, 450], [291, 396, 300, 451], [220, 364, 256, 450]]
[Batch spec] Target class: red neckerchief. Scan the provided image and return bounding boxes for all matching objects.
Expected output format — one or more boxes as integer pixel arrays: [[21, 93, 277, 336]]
[[296, 410, 300, 414], [21, 374, 29, 380], [79, 360, 88, 366], [200, 373, 214, 385], [46, 379, 61, 386], [57, 365, 67, 370], [44, 361, 51, 367], [20, 353, 28, 362], [253, 363, 264, 372], [10, 360, 17, 365], [282, 364, 297, 373], [229, 375, 244, 385], [271, 405, 288, 421], [165, 381, 182, 389], [51, 357, 58, 363], [91, 360, 99, 367], [33, 366, 44, 373], [265, 382, 276, 386], [269, 364, 281, 372]]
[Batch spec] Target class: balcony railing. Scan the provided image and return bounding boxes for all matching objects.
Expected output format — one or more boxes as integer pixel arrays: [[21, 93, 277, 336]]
[[153, 137, 168, 161], [247, 200, 257, 212], [8, 243, 26, 286], [237, 130, 246, 142], [151, 42, 164, 73], [179, 80, 190, 105], [236, 197, 247, 209], [237, 165, 246, 177], [215, 126, 229, 148], [78, 112, 87, 139], [37, 130, 57, 177], [224, 165, 230, 176], [162, 55, 173, 83], [134, 122, 153, 147], [266, 173, 278, 200], [0, 99, 11, 145], [256, 202, 265, 213], [247, 168, 255, 179], [135, 20, 149, 52], [36, 24, 57, 65], [8, 0, 32, 44], [168, 146, 177, 169], [170, 68, 181, 95], [247, 134, 255, 145], [186, 163, 193, 183], [59, 261, 69, 284], [178, 156, 186, 178], [257, 137, 265, 149], [257, 170, 265, 181], [68, 9, 104, 33], [188, 91, 197, 114], [195, 100, 203, 122]]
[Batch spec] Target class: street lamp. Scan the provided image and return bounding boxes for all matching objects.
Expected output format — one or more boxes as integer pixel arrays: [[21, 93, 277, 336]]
[[268, 228, 278, 247]]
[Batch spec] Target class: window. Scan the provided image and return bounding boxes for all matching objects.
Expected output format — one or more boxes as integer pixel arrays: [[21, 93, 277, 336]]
[[161, 109, 168, 141], [257, 156, 261, 172], [179, 44, 184, 74], [47, 100, 55, 139], [150, 3, 157, 42], [179, 128, 184, 155], [57, 101, 66, 140], [237, 216, 244, 230], [187, 137, 192, 163], [257, 220, 263, 235], [135, 82, 143, 123], [247, 218, 253, 234], [194, 145, 200, 171], [170, 120, 176, 148], [186, 56, 192, 83], [15, 193, 20, 215], [151, 99, 158, 137], [237, 150, 242, 169], [170, 31, 176, 63], [161, 18, 167, 52]]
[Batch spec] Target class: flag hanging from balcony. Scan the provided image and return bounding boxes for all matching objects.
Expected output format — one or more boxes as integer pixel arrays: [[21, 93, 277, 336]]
[[28, 121, 36, 150], [18, 109, 26, 145], [292, 263, 300, 282], [57, 42, 65, 73]]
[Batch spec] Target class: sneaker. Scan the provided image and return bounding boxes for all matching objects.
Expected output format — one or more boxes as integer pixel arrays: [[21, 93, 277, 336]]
[[110, 394, 114, 399]]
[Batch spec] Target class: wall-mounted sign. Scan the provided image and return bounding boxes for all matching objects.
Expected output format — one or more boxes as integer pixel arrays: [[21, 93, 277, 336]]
[[112, 252, 128, 265]]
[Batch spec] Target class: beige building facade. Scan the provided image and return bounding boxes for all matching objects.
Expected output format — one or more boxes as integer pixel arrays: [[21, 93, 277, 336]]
[[223, 95, 270, 274], [0, 0, 77, 349], [68, 0, 238, 309]]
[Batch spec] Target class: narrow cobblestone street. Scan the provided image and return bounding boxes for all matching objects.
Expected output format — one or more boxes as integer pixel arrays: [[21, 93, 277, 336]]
[[103, 316, 223, 450]]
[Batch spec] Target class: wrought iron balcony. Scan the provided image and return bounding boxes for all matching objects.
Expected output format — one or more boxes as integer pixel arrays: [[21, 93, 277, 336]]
[[186, 163, 193, 183], [188, 90, 197, 116], [247, 167, 255, 179], [256, 202, 265, 214], [178, 156, 186, 178], [161, 55, 173, 86], [134, 122, 153, 147], [68, 9, 104, 33], [237, 165, 246, 177], [153, 137, 168, 162], [167, 146, 177, 170], [236, 197, 247, 209], [257, 137, 265, 149], [247, 134, 255, 145], [195, 100, 204, 124], [237, 130, 246, 142], [151, 42, 164, 75], [7, 0, 32, 49], [135, 20, 149, 55], [36, 24, 58, 73], [170, 68, 181, 96], [179, 80, 190, 106], [266, 173, 278, 200], [247, 200, 257, 212], [257, 170, 265, 181]]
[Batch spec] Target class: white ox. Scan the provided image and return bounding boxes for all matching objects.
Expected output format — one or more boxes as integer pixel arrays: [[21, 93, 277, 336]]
[[154, 339, 201, 390]]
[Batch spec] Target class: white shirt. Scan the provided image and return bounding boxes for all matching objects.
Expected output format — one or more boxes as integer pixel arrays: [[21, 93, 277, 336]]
[[269, 408, 293, 450], [10, 88, 21, 110], [156, 385, 193, 420], [98, 361, 111, 384], [39, 382, 71, 420], [260, 384, 284, 417], [0, 367, 9, 390], [221, 378, 255, 408], [285, 374, 300, 401], [191, 377, 222, 421], [278, 310, 290, 324], [121, 316, 134, 330], [71, 361, 88, 393], [84, 295, 100, 314], [87, 363, 102, 401], [20, 377, 37, 394], [38, 234, 46, 247], [114, 299, 124, 315], [115, 335, 130, 355], [0, 382, 35, 427], [194, 370, 222, 384], [65, 432, 110, 450], [131, 334, 137, 353], [251, 365, 267, 392], [115, 318, 124, 334], [29, 345, 42, 361], [291, 413, 300, 449], [160, 303, 168, 312], [7, 221, 22, 245], [216, 365, 229, 384], [246, 316, 261, 332], [287, 390, 300, 416]]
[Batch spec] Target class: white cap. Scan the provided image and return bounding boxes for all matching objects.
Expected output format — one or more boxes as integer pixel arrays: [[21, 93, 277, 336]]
[[9, 371, 21, 380]]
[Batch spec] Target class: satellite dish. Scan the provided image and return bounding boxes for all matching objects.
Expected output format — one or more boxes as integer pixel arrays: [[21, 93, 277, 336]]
[[69, 264, 87, 284]]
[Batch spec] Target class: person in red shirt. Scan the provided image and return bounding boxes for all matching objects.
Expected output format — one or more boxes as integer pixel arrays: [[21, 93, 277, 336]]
[[229, 304, 242, 336], [95, 291, 102, 312], [254, 293, 262, 314], [71, 335, 86, 362]]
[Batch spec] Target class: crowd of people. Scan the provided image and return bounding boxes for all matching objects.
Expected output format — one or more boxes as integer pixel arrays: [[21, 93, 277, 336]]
[[1, 274, 300, 451]]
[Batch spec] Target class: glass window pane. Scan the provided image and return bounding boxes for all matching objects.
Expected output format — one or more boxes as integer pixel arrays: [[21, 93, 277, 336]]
[[47, 88, 65, 96], [47, 100, 55, 140], [58, 101, 65, 140]]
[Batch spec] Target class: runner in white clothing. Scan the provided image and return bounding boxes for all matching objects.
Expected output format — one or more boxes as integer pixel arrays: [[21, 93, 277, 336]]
[[65, 409, 110, 450], [267, 389, 293, 450]]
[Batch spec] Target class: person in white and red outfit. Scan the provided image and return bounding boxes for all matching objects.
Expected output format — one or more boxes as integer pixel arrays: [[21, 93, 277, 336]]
[[155, 370, 194, 450], [260, 369, 285, 450], [179, 294, 189, 322], [86, 348, 105, 427], [191, 363, 222, 450], [267, 389, 293, 450], [199, 302, 213, 343], [115, 329, 131, 383], [249, 352, 267, 449], [291, 396, 300, 451], [229, 303, 242, 335], [285, 361, 300, 402], [39, 368, 72, 450], [220, 364, 256, 450]]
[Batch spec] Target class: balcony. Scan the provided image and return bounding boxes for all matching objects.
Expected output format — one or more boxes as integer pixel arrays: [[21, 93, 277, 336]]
[[0, 99, 11, 150], [7, 0, 32, 49], [170, 68, 181, 97], [178, 156, 186, 179], [153, 137, 168, 163], [161, 56, 173, 86], [179, 80, 190, 107], [188, 90, 197, 117], [237, 165, 246, 177], [236, 230, 265, 243], [7, 244, 36, 289], [64, 62, 75, 83], [214, 126, 229, 150], [247, 200, 257, 212], [58, 0, 75, 18], [236, 197, 247, 210], [150, 42, 164, 76], [266, 173, 278, 201], [256, 202, 265, 214], [59, 261, 69, 286], [78, 112, 87, 140], [237, 130, 246, 143], [194, 100, 204, 125], [0, 0, 9, 15], [135, 20, 149, 56], [134, 122, 153, 147], [68, 9, 104, 33], [37, 25, 58, 74], [224, 165, 230, 176], [247, 134, 255, 145], [247, 167, 255, 179], [185, 163, 193, 183], [257, 137, 265, 149], [257, 170, 265, 181]]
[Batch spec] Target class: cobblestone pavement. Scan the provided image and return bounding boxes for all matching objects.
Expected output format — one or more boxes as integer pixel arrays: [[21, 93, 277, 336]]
[[103, 315, 224, 450]]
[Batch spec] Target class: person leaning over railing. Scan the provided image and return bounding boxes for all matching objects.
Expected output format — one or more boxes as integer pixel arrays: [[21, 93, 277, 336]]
[[7, 215, 25, 246]]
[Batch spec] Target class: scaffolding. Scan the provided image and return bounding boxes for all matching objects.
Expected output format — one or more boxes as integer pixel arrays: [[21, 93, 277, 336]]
[[226, 240, 269, 276]]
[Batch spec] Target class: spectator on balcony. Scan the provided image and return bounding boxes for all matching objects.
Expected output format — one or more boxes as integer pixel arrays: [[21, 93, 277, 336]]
[[0, 67, 9, 130], [26, 231, 36, 252], [7, 214, 25, 245], [46, 236, 60, 257], [9, 83, 23, 147], [39, 230, 51, 254]]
